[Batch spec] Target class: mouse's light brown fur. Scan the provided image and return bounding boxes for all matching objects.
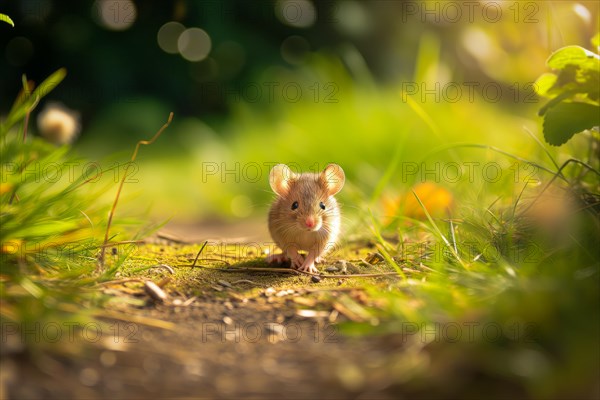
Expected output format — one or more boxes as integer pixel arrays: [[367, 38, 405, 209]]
[[267, 164, 345, 273]]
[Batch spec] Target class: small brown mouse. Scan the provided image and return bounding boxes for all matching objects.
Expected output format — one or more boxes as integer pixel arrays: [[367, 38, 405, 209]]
[[267, 163, 345, 274]]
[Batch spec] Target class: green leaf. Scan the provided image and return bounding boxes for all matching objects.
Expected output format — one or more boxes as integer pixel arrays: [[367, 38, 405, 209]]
[[592, 33, 599, 49], [538, 89, 580, 116], [534, 73, 557, 97], [547, 46, 600, 71], [542, 102, 600, 146], [0, 13, 14, 27]]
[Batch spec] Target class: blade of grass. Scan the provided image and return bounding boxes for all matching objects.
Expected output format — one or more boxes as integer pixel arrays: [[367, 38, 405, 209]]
[[3, 68, 66, 132], [402, 94, 443, 141], [368, 209, 406, 278], [411, 189, 467, 269], [22, 95, 39, 143], [421, 142, 559, 178], [523, 126, 561, 172], [449, 218, 458, 256]]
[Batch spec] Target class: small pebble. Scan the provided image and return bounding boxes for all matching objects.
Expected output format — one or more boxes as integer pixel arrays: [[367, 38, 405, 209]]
[[311, 275, 322, 283], [275, 290, 288, 297], [172, 299, 183, 306], [223, 316, 233, 325], [265, 287, 276, 296], [111, 247, 118, 256], [144, 281, 168, 302], [218, 280, 232, 288], [325, 266, 339, 273]]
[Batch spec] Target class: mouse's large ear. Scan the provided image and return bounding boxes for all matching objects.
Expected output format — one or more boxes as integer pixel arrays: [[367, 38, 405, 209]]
[[269, 164, 295, 196], [321, 163, 345, 196]]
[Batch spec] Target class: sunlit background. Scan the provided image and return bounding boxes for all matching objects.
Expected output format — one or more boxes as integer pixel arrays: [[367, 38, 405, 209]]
[[1, 1, 598, 226]]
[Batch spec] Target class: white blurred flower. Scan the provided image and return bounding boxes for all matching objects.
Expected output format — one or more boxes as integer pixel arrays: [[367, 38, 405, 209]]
[[37, 102, 80, 145]]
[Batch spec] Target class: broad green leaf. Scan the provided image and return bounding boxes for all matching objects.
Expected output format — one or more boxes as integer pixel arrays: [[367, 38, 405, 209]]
[[577, 68, 600, 100], [0, 13, 14, 27], [537, 89, 579, 116], [592, 33, 599, 49], [543, 102, 600, 146], [534, 73, 557, 97], [547, 45, 600, 71]]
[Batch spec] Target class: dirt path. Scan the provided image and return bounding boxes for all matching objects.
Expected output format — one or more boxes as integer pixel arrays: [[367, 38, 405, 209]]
[[2, 281, 527, 399], [3, 287, 412, 398], [1, 228, 529, 399]]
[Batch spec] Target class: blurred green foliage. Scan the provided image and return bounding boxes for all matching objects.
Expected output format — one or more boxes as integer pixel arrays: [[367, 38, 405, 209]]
[[0, 71, 140, 347], [536, 45, 600, 146]]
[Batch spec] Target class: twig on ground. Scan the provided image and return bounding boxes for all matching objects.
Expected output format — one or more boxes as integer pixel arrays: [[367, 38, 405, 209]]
[[97, 278, 144, 286], [156, 232, 189, 244], [191, 241, 208, 268]]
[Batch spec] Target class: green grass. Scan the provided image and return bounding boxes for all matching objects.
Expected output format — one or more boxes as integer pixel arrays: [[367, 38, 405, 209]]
[[0, 71, 160, 348]]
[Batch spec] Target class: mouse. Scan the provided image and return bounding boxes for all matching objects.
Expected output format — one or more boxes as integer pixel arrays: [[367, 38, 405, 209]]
[[267, 163, 345, 274]]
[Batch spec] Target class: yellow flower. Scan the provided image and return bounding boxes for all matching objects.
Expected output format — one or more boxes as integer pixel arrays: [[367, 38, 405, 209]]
[[403, 182, 454, 219], [383, 182, 454, 225], [0, 183, 13, 195], [1, 240, 22, 254]]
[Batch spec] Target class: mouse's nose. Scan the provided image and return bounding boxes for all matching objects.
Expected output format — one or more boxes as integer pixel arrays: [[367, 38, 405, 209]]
[[305, 217, 315, 229]]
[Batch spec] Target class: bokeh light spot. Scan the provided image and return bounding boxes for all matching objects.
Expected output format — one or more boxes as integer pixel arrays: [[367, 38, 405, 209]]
[[178, 28, 212, 62], [461, 28, 494, 61], [275, 0, 316, 29], [334, 1, 370, 36], [573, 3, 592, 25], [157, 21, 186, 54], [92, 0, 137, 31]]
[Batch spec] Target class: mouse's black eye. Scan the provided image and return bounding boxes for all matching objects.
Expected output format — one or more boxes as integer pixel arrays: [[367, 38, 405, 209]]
[[291, 201, 299, 210], [319, 202, 326, 210]]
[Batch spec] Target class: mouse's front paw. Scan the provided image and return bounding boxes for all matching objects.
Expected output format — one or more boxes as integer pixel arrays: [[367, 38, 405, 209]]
[[290, 253, 305, 269], [298, 261, 318, 274]]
